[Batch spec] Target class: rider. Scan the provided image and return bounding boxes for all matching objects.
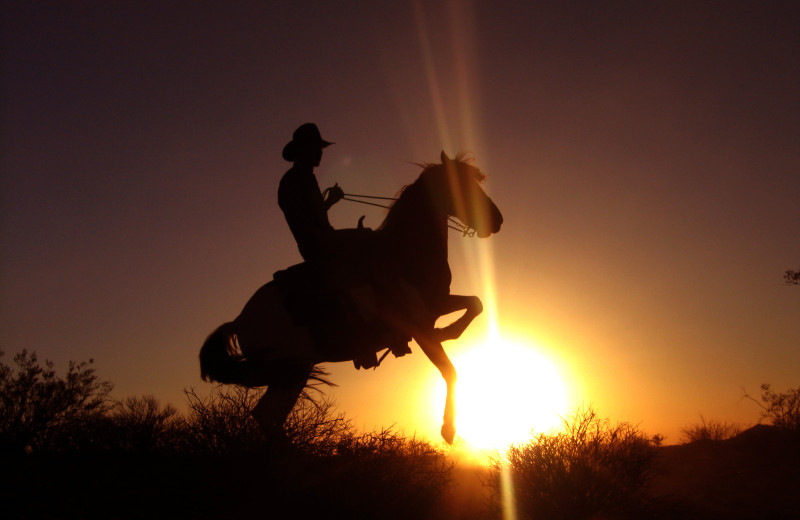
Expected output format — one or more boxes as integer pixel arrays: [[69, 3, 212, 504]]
[[278, 123, 343, 263]]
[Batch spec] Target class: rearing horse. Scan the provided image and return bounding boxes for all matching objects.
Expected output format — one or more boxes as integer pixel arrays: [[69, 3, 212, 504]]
[[199, 151, 503, 444]]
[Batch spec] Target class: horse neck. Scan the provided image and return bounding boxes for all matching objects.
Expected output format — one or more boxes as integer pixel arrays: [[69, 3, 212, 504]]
[[378, 182, 451, 304], [380, 183, 447, 256]]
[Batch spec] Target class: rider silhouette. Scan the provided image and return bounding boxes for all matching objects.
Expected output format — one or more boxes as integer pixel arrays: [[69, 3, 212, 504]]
[[279, 123, 343, 262]]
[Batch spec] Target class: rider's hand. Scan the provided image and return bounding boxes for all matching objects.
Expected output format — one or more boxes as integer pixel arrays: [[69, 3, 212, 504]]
[[325, 183, 344, 205]]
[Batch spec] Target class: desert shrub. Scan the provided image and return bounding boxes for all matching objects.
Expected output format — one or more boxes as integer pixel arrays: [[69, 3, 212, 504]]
[[180, 384, 345, 454], [0, 353, 454, 518], [179, 384, 452, 518], [182, 385, 267, 454], [282, 395, 353, 455], [317, 427, 454, 516], [0, 349, 113, 453], [331, 425, 453, 489], [489, 405, 662, 520], [757, 384, 800, 431], [107, 395, 185, 452], [680, 415, 741, 443]]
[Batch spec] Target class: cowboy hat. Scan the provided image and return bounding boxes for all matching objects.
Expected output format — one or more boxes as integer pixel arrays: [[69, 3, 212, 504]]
[[282, 123, 333, 161]]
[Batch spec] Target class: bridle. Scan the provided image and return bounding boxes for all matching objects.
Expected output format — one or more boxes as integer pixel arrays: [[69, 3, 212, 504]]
[[341, 192, 476, 237]]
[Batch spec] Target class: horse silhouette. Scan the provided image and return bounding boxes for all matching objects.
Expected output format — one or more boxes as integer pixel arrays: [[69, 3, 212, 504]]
[[199, 151, 503, 444]]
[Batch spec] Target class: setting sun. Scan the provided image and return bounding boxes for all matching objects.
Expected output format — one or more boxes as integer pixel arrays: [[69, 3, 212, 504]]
[[434, 335, 569, 452]]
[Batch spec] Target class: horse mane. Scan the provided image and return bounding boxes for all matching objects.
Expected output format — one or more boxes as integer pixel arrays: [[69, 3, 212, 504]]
[[377, 153, 484, 231], [413, 152, 484, 181]]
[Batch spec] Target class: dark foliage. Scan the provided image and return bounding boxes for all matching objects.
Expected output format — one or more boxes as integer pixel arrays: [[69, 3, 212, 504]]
[[6, 350, 794, 519], [680, 415, 741, 443], [107, 395, 184, 452], [488, 405, 662, 520], [181, 385, 266, 454], [743, 383, 800, 432], [176, 385, 453, 519], [0, 349, 113, 453], [758, 384, 800, 431], [0, 351, 452, 519]]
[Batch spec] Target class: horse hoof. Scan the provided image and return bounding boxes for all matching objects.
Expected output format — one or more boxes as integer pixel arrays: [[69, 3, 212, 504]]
[[441, 423, 456, 445]]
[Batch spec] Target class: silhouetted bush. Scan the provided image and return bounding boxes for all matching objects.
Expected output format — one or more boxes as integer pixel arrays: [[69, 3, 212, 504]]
[[181, 383, 451, 479], [1, 351, 453, 518], [0, 349, 113, 453], [108, 395, 184, 452], [329, 425, 452, 491], [179, 384, 452, 518], [681, 415, 741, 443], [756, 384, 800, 431], [488, 405, 662, 520], [282, 393, 354, 455], [182, 385, 266, 454]]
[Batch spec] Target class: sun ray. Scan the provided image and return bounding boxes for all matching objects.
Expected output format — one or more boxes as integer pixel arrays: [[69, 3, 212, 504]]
[[410, 0, 566, 466], [501, 464, 518, 520], [412, 0, 453, 151]]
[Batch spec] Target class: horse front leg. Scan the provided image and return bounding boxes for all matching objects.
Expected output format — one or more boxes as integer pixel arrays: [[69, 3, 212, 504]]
[[432, 294, 483, 342], [415, 333, 457, 444], [381, 285, 458, 444]]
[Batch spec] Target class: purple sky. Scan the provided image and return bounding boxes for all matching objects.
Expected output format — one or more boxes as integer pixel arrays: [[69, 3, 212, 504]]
[[2, 1, 798, 443]]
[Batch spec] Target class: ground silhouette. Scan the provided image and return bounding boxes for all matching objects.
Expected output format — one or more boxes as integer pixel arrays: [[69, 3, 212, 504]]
[[4, 424, 797, 519], [647, 424, 800, 519], [4, 353, 799, 518]]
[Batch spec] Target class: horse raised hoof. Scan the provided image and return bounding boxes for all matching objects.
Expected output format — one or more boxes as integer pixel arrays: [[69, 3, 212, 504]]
[[441, 422, 456, 445]]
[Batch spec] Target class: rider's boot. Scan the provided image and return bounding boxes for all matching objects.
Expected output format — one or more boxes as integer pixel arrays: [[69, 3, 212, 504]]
[[353, 351, 379, 370], [390, 338, 412, 358]]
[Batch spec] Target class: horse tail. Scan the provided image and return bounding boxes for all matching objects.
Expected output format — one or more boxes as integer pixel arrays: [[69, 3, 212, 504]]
[[199, 322, 250, 385], [199, 321, 301, 388]]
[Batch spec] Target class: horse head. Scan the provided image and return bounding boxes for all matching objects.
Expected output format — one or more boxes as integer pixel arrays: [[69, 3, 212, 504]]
[[373, 152, 503, 303], [430, 151, 503, 238]]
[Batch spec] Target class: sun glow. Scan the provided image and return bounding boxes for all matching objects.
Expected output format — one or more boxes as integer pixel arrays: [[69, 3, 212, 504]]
[[435, 335, 568, 453]]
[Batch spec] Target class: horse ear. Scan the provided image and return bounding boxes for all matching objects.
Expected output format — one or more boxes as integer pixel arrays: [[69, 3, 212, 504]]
[[441, 151, 451, 163]]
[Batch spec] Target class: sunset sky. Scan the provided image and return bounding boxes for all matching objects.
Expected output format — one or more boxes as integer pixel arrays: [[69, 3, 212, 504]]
[[2, 1, 798, 448]]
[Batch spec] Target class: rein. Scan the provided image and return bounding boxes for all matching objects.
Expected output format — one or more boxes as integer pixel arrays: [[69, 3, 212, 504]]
[[342, 192, 476, 237]]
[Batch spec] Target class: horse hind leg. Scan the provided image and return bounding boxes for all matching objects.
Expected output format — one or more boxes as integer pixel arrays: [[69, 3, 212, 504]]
[[251, 362, 313, 438]]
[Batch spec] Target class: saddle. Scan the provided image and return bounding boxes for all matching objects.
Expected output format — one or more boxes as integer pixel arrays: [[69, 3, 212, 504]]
[[273, 262, 408, 365]]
